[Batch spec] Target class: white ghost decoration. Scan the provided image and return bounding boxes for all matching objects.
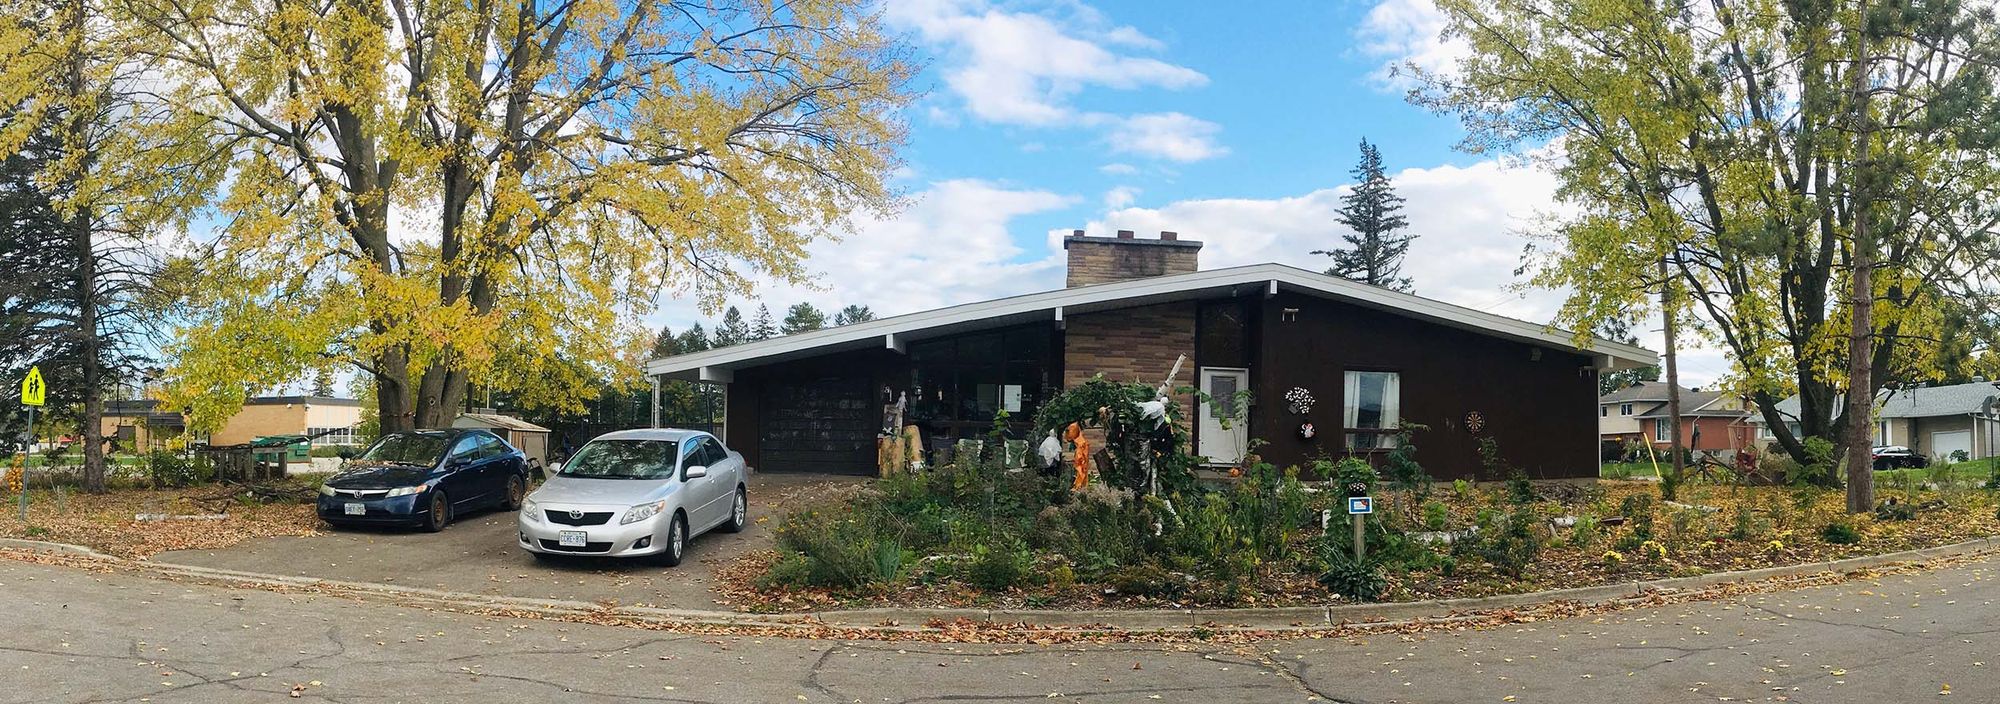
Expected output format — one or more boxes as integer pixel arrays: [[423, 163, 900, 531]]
[[1037, 430, 1062, 467]]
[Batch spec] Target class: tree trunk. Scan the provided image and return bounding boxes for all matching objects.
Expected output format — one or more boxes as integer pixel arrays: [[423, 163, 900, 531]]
[[64, 0, 106, 493], [1661, 257, 1684, 500], [1843, 1, 1876, 514]]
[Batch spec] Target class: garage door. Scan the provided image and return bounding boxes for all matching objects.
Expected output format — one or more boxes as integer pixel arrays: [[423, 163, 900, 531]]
[[759, 377, 877, 474], [1931, 430, 1972, 463]]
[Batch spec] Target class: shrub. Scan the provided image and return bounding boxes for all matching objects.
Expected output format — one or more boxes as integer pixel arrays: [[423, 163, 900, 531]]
[[1451, 479, 1473, 500], [1104, 564, 1184, 597], [1506, 472, 1538, 504], [770, 510, 900, 589], [1821, 522, 1862, 545], [146, 450, 212, 488], [966, 540, 1033, 591], [1461, 506, 1542, 578], [1568, 514, 1602, 548], [1381, 423, 1431, 493], [1318, 552, 1386, 602], [1729, 506, 1766, 540], [1421, 500, 1450, 531], [1326, 457, 1377, 496], [1618, 493, 1657, 539]]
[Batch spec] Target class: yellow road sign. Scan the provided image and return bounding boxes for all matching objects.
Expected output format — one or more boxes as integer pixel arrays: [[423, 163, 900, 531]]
[[21, 366, 44, 406]]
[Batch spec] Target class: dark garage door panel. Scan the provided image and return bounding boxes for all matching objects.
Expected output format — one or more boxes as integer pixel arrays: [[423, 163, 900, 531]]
[[760, 377, 876, 474]]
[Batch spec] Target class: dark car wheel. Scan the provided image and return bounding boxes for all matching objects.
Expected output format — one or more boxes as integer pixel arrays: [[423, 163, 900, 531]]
[[656, 513, 687, 567], [421, 490, 451, 533], [719, 487, 747, 533], [501, 474, 526, 510]]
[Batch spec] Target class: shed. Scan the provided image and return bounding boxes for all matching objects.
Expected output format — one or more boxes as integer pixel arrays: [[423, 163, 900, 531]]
[[453, 413, 553, 470]]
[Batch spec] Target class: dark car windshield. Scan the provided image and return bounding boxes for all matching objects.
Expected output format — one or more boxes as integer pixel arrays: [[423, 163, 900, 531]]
[[558, 439, 678, 480], [357, 433, 450, 466]]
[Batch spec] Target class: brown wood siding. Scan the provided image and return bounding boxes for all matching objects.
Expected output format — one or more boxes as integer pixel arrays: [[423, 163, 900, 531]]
[[1251, 291, 1598, 480], [726, 348, 909, 475]]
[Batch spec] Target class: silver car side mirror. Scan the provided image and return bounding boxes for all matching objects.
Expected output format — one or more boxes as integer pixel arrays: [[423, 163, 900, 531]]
[[683, 465, 708, 479]]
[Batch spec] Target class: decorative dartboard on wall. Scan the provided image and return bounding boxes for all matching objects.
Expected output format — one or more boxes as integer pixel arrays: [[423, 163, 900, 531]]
[[1465, 411, 1486, 434]]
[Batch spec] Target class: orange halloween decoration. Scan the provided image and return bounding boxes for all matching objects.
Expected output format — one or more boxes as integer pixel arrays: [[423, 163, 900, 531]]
[[1064, 422, 1089, 490]]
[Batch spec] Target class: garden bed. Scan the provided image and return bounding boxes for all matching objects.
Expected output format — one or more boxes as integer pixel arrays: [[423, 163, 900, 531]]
[[0, 483, 322, 558], [724, 468, 2000, 614]]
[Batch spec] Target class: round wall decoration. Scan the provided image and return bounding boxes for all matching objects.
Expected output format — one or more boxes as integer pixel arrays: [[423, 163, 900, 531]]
[[1465, 411, 1486, 433], [1297, 422, 1316, 439], [1284, 387, 1316, 415]]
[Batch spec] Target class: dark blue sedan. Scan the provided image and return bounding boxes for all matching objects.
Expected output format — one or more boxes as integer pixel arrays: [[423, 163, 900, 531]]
[[317, 429, 530, 532]]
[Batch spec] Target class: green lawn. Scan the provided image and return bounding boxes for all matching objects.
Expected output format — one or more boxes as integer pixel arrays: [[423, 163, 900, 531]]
[[1599, 461, 1662, 479], [1876, 459, 2000, 486]]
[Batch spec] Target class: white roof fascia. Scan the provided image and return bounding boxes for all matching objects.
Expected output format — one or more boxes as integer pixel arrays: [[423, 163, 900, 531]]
[[646, 263, 1657, 378]]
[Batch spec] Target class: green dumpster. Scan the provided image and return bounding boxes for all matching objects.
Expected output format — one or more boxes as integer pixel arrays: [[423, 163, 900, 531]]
[[250, 434, 309, 463]]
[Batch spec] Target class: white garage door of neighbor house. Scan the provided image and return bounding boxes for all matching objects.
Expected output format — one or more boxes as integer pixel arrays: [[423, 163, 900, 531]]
[[1931, 430, 1972, 462]]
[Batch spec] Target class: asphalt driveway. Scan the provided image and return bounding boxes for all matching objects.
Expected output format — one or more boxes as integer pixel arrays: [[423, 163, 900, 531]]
[[151, 472, 868, 612]]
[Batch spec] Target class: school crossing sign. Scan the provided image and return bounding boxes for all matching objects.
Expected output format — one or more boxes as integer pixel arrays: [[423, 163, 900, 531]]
[[20, 366, 44, 407]]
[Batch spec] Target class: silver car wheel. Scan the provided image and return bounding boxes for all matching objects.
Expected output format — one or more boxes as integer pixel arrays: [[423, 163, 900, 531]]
[[670, 520, 683, 559]]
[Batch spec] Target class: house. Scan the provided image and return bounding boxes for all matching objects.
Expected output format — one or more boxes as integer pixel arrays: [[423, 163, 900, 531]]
[[1598, 381, 1680, 445], [1632, 389, 1755, 455], [643, 230, 1657, 479], [101, 395, 364, 450], [1756, 381, 2000, 462]]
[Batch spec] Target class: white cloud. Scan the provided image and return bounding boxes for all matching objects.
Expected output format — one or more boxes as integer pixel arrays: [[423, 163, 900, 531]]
[[1098, 162, 1139, 175], [1358, 0, 1467, 88], [649, 179, 1074, 330], [887, 0, 1207, 126], [1103, 185, 1140, 209], [1103, 112, 1227, 162]]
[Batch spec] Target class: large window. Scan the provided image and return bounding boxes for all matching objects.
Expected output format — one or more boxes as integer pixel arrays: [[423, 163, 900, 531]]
[[907, 324, 1057, 439], [1620, 403, 1633, 415], [1653, 419, 1669, 442], [310, 426, 361, 447], [1344, 371, 1401, 450]]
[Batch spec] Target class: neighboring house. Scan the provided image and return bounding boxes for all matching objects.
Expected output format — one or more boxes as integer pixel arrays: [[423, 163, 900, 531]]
[[1757, 381, 2000, 462], [1632, 389, 1755, 454], [99, 396, 363, 450], [1598, 381, 1682, 445], [644, 230, 1656, 479]]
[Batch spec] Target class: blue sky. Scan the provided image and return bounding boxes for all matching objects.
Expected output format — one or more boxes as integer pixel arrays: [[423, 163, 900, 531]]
[[653, 0, 1729, 384]]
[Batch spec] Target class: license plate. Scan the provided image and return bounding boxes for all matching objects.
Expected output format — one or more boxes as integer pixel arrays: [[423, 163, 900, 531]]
[[344, 502, 366, 516], [558, 531, 587, 547]]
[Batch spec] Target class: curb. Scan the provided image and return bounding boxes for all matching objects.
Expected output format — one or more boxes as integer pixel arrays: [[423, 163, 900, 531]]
[[4, 535, 1996, 634]]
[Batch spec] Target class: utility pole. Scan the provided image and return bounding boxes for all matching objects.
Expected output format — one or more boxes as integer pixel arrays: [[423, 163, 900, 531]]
[[1661, 256, 1684, 500], [1843, 0, 1877, 513]]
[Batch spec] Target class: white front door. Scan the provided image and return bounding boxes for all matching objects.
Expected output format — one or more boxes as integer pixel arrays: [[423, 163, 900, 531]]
[[1198, 368, 1250, 465]]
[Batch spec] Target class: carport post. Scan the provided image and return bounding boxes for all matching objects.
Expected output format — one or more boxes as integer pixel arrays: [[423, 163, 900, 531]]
[[650, 375, 660, 428]]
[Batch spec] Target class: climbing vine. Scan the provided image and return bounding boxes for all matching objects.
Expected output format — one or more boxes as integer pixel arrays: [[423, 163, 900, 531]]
[[1032, 375, 1204, 495]]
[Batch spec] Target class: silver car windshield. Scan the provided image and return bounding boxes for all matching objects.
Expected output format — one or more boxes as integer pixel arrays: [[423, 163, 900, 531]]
[[558, 439, 679, 480]]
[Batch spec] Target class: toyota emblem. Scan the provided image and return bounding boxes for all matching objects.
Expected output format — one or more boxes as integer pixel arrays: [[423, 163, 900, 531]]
[[568, 509, 583, 520]]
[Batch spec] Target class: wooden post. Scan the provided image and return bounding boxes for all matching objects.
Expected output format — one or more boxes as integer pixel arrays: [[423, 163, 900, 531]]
[[1351, 512, 1366, 561]]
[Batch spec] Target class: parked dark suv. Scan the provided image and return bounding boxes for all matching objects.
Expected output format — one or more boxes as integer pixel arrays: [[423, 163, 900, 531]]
[[1871, 445, 1930, 471], [317, 429, 530, 531]]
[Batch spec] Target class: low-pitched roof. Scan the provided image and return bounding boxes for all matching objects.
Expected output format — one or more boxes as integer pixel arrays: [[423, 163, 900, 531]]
[[1758, 380, 2000, 422], [1600, 381, 1691, 404], [1632, 390, 1750, 419], [645, 263, 1657, 380]]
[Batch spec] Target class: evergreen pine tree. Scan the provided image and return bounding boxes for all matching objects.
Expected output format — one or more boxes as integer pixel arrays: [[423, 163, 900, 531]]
[[650, 325, 681, 358], [834, 304, 876, 326], [713, 307, 749, 347], [678, 323, 710, 353], [750, 304, 776, 341], [780, 302, 828, 335], [1314, 139, 1415, 292]]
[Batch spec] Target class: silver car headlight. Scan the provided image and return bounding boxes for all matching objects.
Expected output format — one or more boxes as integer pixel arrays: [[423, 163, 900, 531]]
[[318, 484, 337, 496], [384, 485, 429, 498], [522, 499, 542, 521], [620, 500, 667, 525]]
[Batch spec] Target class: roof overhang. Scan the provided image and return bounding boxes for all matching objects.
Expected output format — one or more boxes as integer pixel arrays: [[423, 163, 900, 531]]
[[645, 263, 1659, 380]]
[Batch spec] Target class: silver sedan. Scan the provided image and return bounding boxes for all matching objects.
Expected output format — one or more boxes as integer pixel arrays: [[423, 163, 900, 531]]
[[517, 428, 748, 566]]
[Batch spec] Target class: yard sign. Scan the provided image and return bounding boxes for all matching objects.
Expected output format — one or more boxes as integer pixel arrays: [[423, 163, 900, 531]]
[[1347, 496, 1373, 515]]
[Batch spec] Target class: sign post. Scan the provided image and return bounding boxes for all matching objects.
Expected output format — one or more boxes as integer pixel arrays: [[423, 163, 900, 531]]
[[1346, 494, 1373, 561], [18, 366, 44, 522]]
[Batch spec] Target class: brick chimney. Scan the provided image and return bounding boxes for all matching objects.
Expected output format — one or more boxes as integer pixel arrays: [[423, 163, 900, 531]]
[[1063, 229, 1202, 287]]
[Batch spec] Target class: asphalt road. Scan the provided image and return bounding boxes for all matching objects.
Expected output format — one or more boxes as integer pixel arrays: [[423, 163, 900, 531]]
[[1, 554, 1996, 703], [150, 473, 863, 612]]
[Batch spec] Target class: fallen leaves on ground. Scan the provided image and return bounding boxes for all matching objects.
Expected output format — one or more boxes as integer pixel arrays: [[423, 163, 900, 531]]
[[0, 486, 320, 558]]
